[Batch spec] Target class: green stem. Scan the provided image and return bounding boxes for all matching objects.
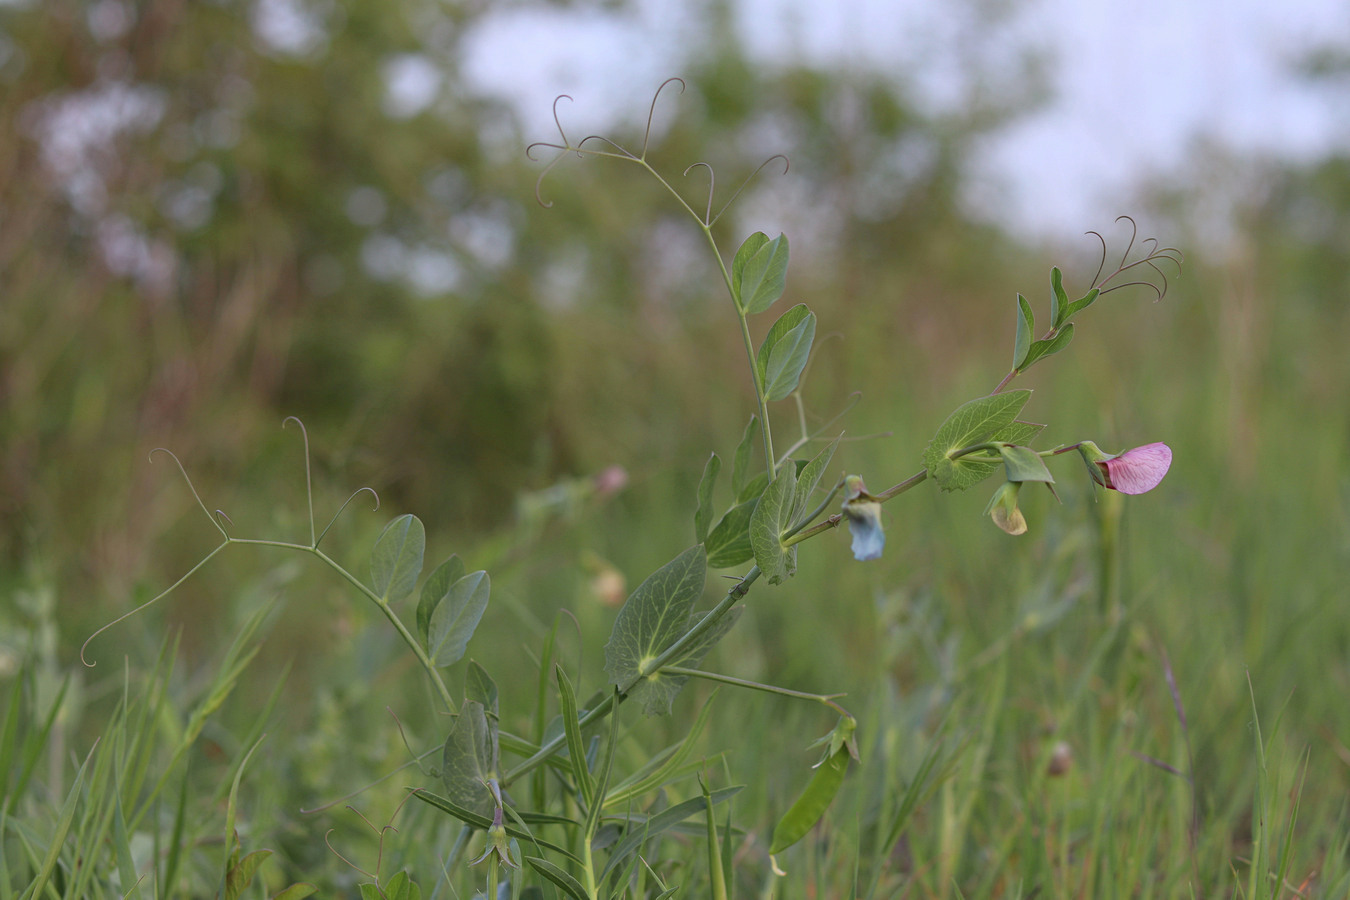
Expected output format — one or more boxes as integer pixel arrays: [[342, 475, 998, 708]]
[[227, 537, 459, 716], [876, 469, 928, 502], [500, 567, 762, 787]]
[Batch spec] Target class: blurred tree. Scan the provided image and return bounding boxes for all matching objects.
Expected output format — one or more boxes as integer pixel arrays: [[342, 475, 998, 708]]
[[0, 0, 1047, 637]]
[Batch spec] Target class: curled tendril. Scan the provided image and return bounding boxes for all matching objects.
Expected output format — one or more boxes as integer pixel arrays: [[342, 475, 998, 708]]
[[526, 77, 788, 223], [324, 829, 374, 879], [81, 448, 233, 666], [683, 161, 715, 224], [709, 153, 789, 227], [315, 486, 380, 549], [283, 416, 317, 547], [1087, 215, 1185, 302]]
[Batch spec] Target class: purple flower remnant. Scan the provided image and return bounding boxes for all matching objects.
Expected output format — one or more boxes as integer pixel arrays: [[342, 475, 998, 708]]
[[984, 480, 1027, 535], [841, 475, 884, 561]]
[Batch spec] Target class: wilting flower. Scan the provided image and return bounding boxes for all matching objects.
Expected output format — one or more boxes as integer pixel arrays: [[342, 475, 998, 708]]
[[983, 481, 1027, 535], [1076, 442, 1172, 495], [841, 475, 884, 560]]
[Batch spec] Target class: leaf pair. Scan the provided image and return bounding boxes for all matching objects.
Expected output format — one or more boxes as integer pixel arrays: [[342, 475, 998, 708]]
[[373, 514, 490, 667], [1011, 267, 1099, 373], [732, 233, 815, 402]]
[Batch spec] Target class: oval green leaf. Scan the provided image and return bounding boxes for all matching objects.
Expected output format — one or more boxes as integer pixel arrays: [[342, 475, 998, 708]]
[[427, 570, 490, 666], [757, 304, 816, 402], [371, 514, 425, 605], [603, 546, 708, 700], [417, 554, 465, 649], [704, 498, 757, 569], [738, 233, 790, 315]]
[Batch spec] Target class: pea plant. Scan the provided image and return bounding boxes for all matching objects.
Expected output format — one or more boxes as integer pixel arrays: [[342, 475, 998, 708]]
[[84, 78, 1181, 898]]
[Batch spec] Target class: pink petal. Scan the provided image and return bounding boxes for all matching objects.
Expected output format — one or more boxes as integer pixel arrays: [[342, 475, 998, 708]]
[[1102, 443, 1172, 494]]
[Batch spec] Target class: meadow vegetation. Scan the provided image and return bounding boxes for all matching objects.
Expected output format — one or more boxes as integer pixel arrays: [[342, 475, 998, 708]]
[[2, 2, 1349, 897]]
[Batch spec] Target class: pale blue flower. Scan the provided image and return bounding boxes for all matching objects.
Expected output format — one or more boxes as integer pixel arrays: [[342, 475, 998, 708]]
[[842, 475, 884, 561]]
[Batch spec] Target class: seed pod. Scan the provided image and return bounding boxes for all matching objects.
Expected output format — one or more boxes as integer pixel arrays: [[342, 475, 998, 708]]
[[769, 745, 850, 855]]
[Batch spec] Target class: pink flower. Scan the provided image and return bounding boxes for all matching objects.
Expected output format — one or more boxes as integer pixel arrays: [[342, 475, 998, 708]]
[[1077, 442, 1172, 495]]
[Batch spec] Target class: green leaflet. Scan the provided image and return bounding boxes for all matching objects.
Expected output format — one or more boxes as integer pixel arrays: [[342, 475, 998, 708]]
[[426, 570, 490, 666], [756, 304, 816, 402], [750, 463, 797, 584], [998, 444, 1055, 483], [416, 554, 465, 650], [441, 700, 497, 817], [734, 232, 790, 315], [370, 514, 425, 605], [1013, 293, 1034, 370]]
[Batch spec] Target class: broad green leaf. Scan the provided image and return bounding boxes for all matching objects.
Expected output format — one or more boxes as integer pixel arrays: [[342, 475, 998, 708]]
[[1050, 266, 1068, 327], [737, 470, 769, 504], [757, 304, 816, 401], [998, 445, 1055, 483], [704, 498, 757, 569], [695, 453, 721, 544], [995, 420, 1045, 446], [738, 233, 790, 315], [630, 606, 743, 717], [359, 885, 382, 900], [441, 700, 497, 817], [922, 390, 1032, 492], [789, 435, 840, 528], [272, 885, 318, 900], [604, 546, 708, 698], [427, 571, 490, 666], [1013, 294, 1034, 370], [731, 232, 769, 310], [465, 660, 498, 716], [371, 514, 425, 605], [731, 415, 758, 498], [417, 554, 465, 649], [750, 464, 797, 584], [1020, 323, 1074, 370]]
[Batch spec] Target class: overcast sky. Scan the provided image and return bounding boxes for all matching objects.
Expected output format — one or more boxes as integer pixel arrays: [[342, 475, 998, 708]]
[[460, 0, 1350, 239]]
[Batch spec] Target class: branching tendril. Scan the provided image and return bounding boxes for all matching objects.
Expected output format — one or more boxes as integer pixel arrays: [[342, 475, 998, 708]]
[[1088, 215, 1185, 301]]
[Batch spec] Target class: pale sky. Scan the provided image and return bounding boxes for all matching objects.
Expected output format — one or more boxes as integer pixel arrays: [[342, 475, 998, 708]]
[[461, 0, 1350, 239]]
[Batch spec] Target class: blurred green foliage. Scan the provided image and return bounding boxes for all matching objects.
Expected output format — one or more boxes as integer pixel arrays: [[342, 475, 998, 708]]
[[2, 0, 1349, 895]]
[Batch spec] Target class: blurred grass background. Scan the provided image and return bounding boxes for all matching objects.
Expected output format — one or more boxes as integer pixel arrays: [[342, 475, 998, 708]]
[[2, 0, 1349, 894]]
